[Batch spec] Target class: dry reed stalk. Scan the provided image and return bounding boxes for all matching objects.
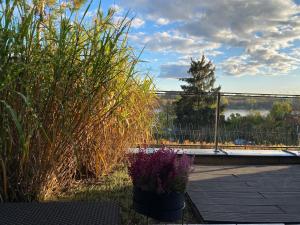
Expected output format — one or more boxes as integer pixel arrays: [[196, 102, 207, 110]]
[[0, 0, 156, 201]]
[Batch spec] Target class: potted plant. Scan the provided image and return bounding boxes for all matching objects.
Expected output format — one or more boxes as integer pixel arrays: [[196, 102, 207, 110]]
[[128, 148, 193, 222]]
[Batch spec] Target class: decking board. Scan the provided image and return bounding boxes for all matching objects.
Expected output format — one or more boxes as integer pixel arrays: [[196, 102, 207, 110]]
[[187, 165, 300, 223]]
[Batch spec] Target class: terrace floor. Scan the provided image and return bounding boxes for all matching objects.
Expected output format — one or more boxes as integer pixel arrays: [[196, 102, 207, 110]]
[[187, 164, 300, 224]]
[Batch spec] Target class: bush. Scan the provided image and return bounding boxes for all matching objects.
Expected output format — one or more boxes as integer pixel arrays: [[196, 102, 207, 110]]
[[0, 1, 156, 201]]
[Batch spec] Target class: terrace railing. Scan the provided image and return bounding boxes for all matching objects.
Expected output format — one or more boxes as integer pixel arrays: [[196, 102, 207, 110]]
[[152, 91, 300, 151]]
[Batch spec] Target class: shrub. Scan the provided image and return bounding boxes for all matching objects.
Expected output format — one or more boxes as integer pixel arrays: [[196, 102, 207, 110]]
[[128, 148, 193, 194], [0, 0, 156, 201]]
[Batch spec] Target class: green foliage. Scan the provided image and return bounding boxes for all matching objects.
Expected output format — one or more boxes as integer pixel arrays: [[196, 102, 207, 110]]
[[0, 0, 156, 201], [156, 101, 176, 131], [226, 111, 265, 130], [174, 56, 221, 127], [269, 101, 292, 121], [224, 101, 298, 145]]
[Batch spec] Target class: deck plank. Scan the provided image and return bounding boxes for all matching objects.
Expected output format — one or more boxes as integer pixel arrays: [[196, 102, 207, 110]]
[[188, 165, 300, 223]]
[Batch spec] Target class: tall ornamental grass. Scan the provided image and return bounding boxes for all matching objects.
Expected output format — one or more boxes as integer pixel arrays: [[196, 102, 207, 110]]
[[0, 0, 156, 201]]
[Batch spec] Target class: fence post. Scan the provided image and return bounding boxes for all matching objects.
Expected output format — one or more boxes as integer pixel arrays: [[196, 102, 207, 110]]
[[214, 92, 221, 153], [297, 125, 300, 146]]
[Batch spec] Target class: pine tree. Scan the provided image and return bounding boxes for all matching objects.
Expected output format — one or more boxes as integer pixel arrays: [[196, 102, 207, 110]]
[[174, 55, 221, 128]]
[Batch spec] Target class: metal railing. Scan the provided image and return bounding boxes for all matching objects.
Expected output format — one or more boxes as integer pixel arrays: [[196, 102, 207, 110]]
[[153, 91, 300, 150]]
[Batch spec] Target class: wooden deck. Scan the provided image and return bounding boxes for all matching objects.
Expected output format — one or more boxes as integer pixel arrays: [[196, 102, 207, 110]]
[[187, 165, 300, 224]]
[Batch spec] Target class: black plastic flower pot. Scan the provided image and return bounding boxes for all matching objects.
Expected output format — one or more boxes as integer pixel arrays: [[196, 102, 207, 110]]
[[133, 187, 185, 222]]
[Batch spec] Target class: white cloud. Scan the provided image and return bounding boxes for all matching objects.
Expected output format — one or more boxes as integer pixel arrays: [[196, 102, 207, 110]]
[[110, 4, 123, 14], [291, 48, 300, 58], [159, 63, 189, 78], [156, 18, 169, 25], [221, 48, 300, 76], [109, 4, 144, 29], [112, 16, 145, 29], [131, 17, 145, 28], [120, 0, 300, 76], [129, 31, 220, 55]]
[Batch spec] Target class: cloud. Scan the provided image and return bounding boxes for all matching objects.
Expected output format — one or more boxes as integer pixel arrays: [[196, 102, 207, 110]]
[[120, 0, 201, 21], [159, 63, 189, 78], [110, 4, 123, 14], [120, 0, 300, 76], [221, 48, 300, 76], [291, 48, 300, 58], [113, 16, 145, 29], [129, 31, 220, 55], [109, 4, 144, 29], [131, 18, 145, 28], [156, 17, 169, 25]]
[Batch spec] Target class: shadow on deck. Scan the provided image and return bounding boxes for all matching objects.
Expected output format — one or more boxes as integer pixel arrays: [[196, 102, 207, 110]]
[[187, 164, 300, 224]]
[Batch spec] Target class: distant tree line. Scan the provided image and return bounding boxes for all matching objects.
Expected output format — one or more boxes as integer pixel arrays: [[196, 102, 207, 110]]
[[221, 101, 300, 145]]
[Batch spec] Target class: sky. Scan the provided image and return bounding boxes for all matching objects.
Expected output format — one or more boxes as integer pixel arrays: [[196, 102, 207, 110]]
[[86, 0, 300, 94]]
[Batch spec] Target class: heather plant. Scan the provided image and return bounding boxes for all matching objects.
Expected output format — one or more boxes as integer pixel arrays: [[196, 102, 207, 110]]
[[0, 0, 156, 201], [128, 148, 193, 194]]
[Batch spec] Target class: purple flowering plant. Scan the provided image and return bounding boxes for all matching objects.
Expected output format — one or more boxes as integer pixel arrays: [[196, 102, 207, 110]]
[[128, 148, 193, 194]]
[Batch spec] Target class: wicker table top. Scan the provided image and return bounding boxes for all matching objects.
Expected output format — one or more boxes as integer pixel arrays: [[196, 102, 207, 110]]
[[0, 201, 120, 225]]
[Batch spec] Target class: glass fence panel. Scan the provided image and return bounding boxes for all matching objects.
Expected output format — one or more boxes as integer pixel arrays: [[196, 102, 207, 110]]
[[150, 91, 300, 150], [218, 94, 300, 150]]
